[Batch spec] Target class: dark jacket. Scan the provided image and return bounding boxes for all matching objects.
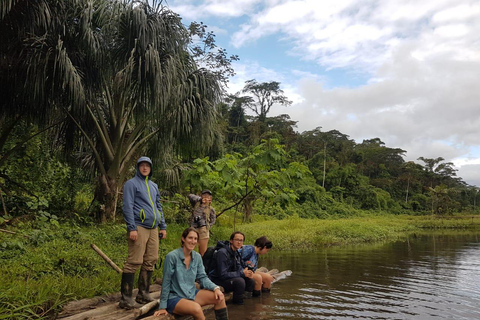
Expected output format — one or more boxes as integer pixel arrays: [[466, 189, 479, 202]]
[[209, 242, 245, 281]]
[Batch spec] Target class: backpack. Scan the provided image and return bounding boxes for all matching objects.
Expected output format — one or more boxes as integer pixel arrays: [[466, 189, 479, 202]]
[[202, 240, 230, 275]]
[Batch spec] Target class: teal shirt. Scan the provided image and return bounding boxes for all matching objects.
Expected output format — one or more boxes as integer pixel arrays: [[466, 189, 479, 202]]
[[159, 248, 217, 309]]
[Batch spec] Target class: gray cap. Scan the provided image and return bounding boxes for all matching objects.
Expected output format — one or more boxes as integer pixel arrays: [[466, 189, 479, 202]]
[[201, 189, 212, 195]]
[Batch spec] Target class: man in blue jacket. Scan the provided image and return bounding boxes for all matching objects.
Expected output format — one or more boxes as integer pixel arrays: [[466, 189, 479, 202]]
[[119, 156, 167, 309], [209, 231, 254, 305]]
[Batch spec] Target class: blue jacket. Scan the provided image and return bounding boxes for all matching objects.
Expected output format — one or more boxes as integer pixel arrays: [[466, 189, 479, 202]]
[[239, 245, 258, 271], [122, 157, 166, 231]]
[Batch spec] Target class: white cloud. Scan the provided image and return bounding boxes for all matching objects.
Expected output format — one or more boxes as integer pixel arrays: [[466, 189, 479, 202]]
[[457, 164, 480, 187], [166, 0, 480, 185], [168, 0, 262, 20]]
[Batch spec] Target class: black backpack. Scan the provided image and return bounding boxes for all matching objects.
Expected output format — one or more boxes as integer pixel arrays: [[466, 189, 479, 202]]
[[202, 240, 230, 275]]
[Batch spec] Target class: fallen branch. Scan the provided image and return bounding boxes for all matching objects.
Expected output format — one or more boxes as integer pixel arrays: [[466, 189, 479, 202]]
[[91, 243, 123, 273], [0, 228, 29, 238], [134, 300, 158, 318], [0, 228, 16, 235]]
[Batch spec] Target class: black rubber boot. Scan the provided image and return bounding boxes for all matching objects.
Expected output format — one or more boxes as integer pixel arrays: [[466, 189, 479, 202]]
[[232, 296, 244, 305], [119, 273, 135, 309], [252, 289, 261, 297], [215, 307, 229, 320], [136, 269, 154, 304], [261, 287, 271, 293]]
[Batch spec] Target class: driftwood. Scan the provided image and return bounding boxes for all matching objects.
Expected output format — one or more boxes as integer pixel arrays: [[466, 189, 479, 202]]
[[58, 268, 291, 320], [90, 243, 123, 274]]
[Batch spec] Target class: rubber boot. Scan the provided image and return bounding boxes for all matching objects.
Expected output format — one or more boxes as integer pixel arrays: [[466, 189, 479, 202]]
[[119, 273, 135, 309], [232, 296, 244, 305], [215, 307, 229, 320], [136, 269, 154, 304], [252, 289, 261, 297], [261, 287, 271, 293], [243, 291, 253, 299]]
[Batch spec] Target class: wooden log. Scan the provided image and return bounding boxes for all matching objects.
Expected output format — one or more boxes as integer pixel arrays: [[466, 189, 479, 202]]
[[133, 300, 158, 318], [58, 289, 161, 319], [272, 270, 292, 282], [266, 268, 279, 275], [91, 243, 123, 274], [140, 302, 219, 320], [58, 268, 290, 320], [58, 303, 121, 320]]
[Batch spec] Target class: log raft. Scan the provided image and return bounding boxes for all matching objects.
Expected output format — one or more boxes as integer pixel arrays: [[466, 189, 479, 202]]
[[57, 268, 291, 320]]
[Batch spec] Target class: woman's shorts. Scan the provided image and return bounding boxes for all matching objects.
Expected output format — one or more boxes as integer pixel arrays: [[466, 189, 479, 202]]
[[195, 226, 210, 240], [166, 290, 200, 314]]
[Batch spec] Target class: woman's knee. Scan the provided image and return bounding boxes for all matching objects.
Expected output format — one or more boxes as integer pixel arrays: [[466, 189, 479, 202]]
[[174, 300, 204, 319], [191, 303, 204, 317]]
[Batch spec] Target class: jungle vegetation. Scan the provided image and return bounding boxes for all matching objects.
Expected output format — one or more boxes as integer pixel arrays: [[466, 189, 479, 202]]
[[1, 1, 480, 318], [1, 0, 479, 229]]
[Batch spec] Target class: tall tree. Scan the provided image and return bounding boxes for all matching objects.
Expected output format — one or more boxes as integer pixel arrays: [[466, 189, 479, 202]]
[[241, 79, 292, 122], [1, 0, 230, 222], [417, 156, 458, 187]]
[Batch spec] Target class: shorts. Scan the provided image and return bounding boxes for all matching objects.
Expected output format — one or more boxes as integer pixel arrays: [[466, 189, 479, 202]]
[[195, 226, 210, 240], [166, 290, 200, 314]]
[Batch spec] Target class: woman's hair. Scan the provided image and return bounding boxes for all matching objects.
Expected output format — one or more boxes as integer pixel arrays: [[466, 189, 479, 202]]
[[254, 236, 273, 249], [229, 231, 245, 241], [181, 227, 199, 246]]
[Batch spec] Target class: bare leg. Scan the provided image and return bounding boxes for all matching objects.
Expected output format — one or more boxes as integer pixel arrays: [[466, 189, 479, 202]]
[[173, 298, 205, 320], [198, 238, 209, 256], [253, 273, 262, 290], [195, 289, 227, 310], [258, 271, 273, 289]]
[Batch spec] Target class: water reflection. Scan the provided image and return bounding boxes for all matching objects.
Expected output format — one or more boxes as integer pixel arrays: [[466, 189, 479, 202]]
[[223, 232, 480, 319]]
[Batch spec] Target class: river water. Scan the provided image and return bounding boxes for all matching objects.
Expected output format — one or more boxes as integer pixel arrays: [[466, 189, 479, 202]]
[[224, 232, 480, 320]]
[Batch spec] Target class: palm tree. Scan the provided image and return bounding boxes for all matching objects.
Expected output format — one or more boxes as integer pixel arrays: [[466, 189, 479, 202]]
[[1, 0, 224, 222]]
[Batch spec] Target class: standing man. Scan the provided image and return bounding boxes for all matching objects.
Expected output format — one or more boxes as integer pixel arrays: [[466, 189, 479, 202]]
[[209, 231, 254, 305], [188, 189, 216, 256], [119, 156, 167, 309]]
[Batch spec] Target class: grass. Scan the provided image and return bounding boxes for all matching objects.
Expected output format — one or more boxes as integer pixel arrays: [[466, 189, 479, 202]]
[[0, 213, 479, 319]]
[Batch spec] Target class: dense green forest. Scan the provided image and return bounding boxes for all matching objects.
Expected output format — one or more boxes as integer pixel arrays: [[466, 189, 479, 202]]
[[1, 0, 479, 230]]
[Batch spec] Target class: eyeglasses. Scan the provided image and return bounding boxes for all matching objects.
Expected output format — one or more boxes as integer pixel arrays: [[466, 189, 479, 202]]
[[233, 238, 244, 243]]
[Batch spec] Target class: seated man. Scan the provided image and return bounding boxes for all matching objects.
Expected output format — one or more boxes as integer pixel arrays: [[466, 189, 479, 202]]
[[208, 231, 254, 305], [240, 236, 274, 296]]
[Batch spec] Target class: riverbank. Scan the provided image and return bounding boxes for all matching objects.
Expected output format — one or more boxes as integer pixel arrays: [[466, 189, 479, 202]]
[[217, 213, 480, 250], [1, 213, 479, 319]]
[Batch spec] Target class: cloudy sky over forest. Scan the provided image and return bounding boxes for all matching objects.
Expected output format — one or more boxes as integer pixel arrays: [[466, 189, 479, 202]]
[[166, 0, 480, 187]]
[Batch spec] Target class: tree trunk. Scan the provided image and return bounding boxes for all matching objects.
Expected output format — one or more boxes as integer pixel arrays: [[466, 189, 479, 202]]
[[94, 174, 118, 223], [243, 195, 254, 222]]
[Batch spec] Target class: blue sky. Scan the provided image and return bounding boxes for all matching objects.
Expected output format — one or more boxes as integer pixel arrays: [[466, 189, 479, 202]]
[[165, 0, 480, 187]]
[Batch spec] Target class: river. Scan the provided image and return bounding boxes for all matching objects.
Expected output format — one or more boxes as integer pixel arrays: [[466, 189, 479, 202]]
[[223, 232, 480, 319]]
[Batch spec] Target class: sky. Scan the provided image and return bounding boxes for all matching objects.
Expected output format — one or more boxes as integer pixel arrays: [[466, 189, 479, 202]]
[[165, 0, 480, 187]]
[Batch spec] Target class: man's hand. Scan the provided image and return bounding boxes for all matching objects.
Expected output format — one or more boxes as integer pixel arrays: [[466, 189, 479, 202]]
[[243, 267, 254, 278], [129, 230, 138, 241], [159, 229, 167, 239]]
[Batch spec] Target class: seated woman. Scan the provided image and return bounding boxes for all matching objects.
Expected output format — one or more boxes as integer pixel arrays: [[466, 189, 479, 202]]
[[239, 236, 274, 296], [154, 227, 228, 320]]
